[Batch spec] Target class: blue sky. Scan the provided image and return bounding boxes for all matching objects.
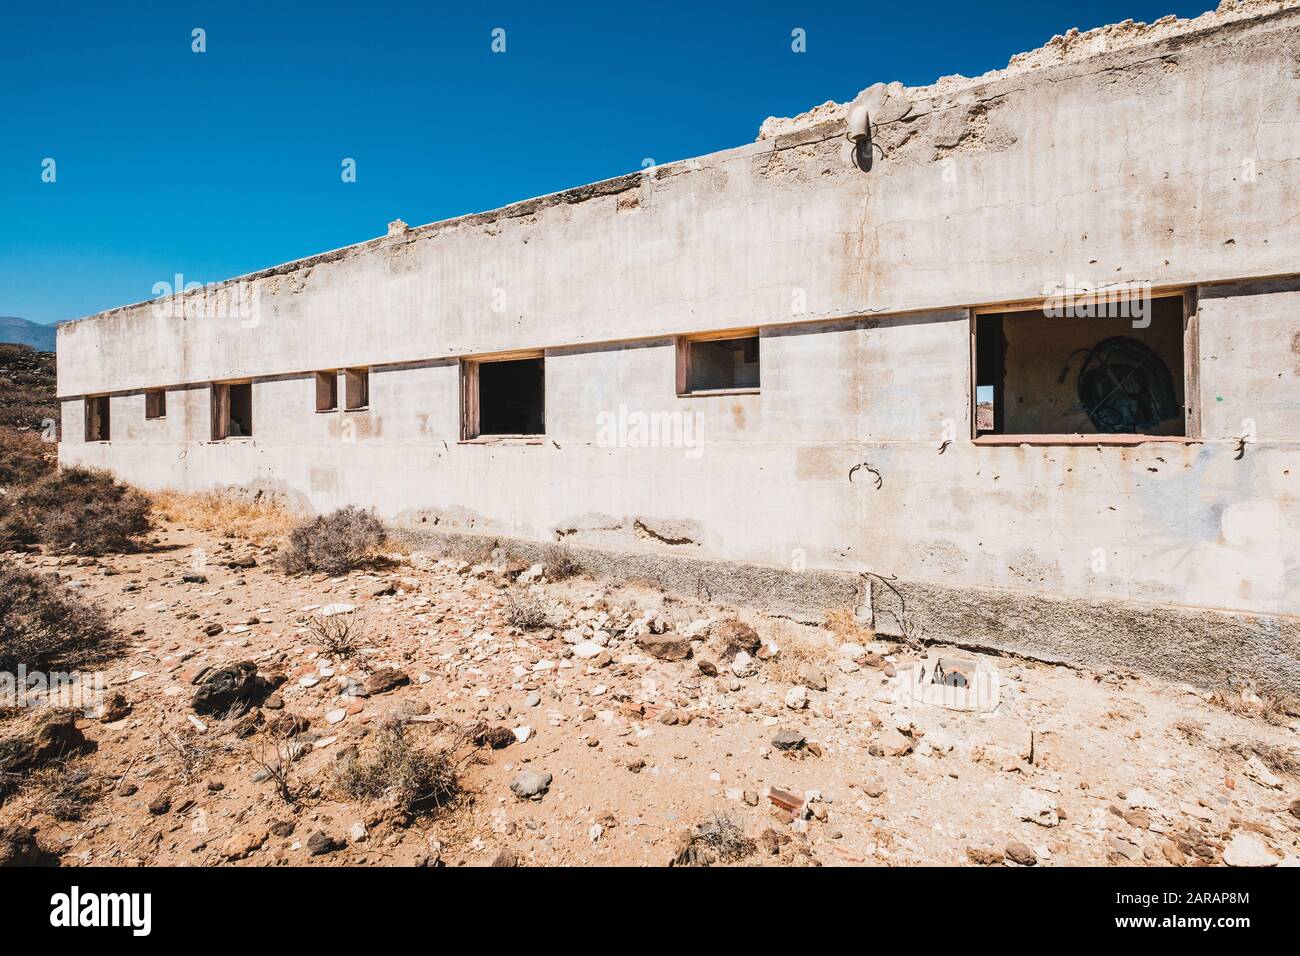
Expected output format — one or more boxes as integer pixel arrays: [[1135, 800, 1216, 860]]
[[1, 0, 1217, 325]]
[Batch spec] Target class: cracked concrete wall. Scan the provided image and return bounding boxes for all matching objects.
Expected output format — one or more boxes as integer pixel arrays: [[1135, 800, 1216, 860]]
[[58, 8, 1300, 656]]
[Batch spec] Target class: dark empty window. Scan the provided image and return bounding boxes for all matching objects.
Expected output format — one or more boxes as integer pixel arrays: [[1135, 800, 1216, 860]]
[[975, 295, 1186, 437], [85, 396, 110, 442], [345, 368, 369, 410], [462, 357, 544, 438], [145, 389, 166, 419], [315, 371, 337, 412], [212, 382, 253, 439], [678, 334, 760, 394]]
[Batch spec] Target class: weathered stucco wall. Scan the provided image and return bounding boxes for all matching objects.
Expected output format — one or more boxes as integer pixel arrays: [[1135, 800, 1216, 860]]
[[57, 5, 1300, 685]]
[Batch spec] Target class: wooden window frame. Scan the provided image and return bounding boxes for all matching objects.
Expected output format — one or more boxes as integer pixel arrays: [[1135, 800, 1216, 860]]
[[969, 289, 1200, 446], [211, 380, 253, 441], [344, 367, 370, 411], [459, 350, 545, 443], [84, 395, 110, 442], [144, 389, 166, 420], [315, 371, 338, 412], [675, 329, 762, 397]]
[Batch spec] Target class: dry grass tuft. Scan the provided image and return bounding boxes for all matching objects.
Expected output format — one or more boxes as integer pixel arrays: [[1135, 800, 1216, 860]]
[[1208, 686, 1300, 727], [334, 718, 469, 817], [151, 489, 297, 545], [25, 758, 105, 821], [766, 623, 838, 687], [823, 605, 874, 644], [1226, 739, 1300, 777], [502, 587, 550, 630]]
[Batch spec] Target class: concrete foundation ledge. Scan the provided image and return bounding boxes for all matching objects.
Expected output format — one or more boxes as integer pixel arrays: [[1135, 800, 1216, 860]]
[[392, 525, 1299, 696]]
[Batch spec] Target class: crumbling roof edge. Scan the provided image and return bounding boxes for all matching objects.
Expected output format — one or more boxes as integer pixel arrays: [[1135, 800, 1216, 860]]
[[757, 0, 1300, 140]]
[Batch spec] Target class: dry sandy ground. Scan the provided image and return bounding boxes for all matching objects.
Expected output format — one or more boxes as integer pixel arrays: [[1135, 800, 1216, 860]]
[[2, 520, 1298, 868]]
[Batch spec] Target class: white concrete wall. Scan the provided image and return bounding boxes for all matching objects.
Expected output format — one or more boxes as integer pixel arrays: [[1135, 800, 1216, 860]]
[[58, 9, 1300, 621]]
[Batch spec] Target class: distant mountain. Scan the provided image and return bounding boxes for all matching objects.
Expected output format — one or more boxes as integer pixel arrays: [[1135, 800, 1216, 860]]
[[0, 316, 57, 352]]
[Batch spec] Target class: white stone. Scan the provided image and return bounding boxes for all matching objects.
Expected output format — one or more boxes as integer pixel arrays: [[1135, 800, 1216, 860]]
[[731, 651, 756, 678], [1223, 833, 1279, 867]]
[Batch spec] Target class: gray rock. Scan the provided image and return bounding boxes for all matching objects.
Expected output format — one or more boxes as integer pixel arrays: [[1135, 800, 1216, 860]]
[[772, 729, 806, 751], [307, 830, 341, 856], [510, 770, 552, 799]]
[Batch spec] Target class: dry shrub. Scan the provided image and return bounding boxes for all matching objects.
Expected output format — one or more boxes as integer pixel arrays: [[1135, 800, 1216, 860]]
[[279, 506, 386, 575], [673, 813, 756, 866], [0, 565, 124, 673], [25, 758, 105, 821], [502, 587, 550, 630], [1226, 740, 1300, 777], [2, 466, 151, 555], [0, 709, 94, 803], [305, 610, 365, 659], [249, 724, 307, 804], [151, 488, 296, 545], [0, 427, 55, 489], [158, 728, 229, 785], [1209, 686, 1300, 727], [542, 543, 580, 581], [334, 718, 465, 816]]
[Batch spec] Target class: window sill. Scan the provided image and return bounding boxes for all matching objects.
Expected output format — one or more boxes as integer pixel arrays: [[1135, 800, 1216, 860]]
[[315, 408, 337, 414], [344, 406, 370, 412], [677, 388, 761, 398], [973, 434, 1197, 446], [459, 435, 545, 445]]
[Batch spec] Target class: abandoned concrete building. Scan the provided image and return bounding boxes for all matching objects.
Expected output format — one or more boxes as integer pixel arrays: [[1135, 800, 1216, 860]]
[[58, 3, 1300, 692]]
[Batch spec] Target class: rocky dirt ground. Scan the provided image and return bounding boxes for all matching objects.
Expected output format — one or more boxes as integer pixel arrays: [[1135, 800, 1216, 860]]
[[2, 517, 1299, 868]]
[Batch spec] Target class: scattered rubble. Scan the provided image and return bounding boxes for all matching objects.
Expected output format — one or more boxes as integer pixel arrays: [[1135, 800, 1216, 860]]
[[1, 514, 1296, 867]]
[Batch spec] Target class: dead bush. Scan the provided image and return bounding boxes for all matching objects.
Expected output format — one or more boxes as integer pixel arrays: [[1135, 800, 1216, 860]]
[[2, 466, 151, 555], [1209, 686, 1300, 726], [278, 506, 386, 576], [158, 728, 227, 785], [0, 565, 124, 674], [502, 587, 550, 630], [0, 710, 94, 803], [151, 488, 297, 545], [249, 726, 307, 804], [673, 812, 756, 866], [542, 543, 580, 581], [334, 718, 465, 816], [305, 610, 365, 659], [25, 757, 105, 821], [0, 427, 54, 489], [1226, 740, 1300, 778]]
